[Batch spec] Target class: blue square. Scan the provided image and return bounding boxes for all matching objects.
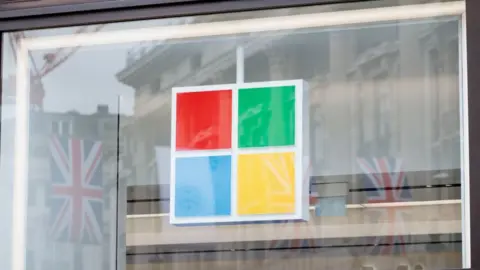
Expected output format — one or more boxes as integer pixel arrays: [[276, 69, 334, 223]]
[[174, 155, 231, 217]]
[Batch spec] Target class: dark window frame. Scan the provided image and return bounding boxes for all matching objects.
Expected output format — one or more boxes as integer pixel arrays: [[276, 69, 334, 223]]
[[0, 0, 366, 32], [0, 0, 477, 270], [466, 1, 480, 270]]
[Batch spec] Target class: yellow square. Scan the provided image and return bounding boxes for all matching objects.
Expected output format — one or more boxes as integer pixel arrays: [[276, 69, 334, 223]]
[[237, 152, 295, 215]]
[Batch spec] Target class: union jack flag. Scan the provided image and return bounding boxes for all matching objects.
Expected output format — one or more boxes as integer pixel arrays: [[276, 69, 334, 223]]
[[357, 157, 412, 255], [49, 135, 104, 245], [269, 194, 317, 252]]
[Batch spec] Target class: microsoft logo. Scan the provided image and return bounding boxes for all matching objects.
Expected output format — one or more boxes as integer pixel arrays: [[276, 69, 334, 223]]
[[170, 80, 309, 225]]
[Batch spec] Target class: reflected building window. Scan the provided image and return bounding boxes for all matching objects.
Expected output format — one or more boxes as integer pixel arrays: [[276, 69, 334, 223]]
[[414, 264, 424, 270], [191, 53, 202, 70], [396, 265, 409, 270], [51, 120, 72, 136]]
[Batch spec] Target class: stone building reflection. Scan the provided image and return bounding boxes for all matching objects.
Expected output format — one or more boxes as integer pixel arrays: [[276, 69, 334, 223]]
[[116, 12, 462, 270]]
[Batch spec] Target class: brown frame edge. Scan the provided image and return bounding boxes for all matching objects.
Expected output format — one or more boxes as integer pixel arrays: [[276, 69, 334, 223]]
[[466, 0, 479, 269]]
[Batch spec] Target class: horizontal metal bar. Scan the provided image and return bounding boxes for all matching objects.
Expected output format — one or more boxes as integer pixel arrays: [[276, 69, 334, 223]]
[[126, 199, 462, 219]]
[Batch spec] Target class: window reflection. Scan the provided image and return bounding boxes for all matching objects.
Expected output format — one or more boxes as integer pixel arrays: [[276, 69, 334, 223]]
[[120, 16, 461, 270], [0, 1, 464, 270]]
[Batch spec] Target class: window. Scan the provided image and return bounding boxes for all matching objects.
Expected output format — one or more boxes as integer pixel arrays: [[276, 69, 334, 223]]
[[191, 53, 202, 69], [51, 120, 72, 136], [0, 1, 467, 270], [150, 77, 162, 94]]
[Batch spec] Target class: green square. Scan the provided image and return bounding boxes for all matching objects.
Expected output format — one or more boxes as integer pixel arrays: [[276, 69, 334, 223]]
[[238, 85, 295, 148]]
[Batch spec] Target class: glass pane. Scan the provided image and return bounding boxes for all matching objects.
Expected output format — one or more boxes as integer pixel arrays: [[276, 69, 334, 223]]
[[1, 40, 125, 270], [1, 0, 465, 270]]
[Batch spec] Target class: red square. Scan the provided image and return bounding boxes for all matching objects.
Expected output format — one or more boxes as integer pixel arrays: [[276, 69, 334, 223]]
[[176, 90, 232, 150]]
